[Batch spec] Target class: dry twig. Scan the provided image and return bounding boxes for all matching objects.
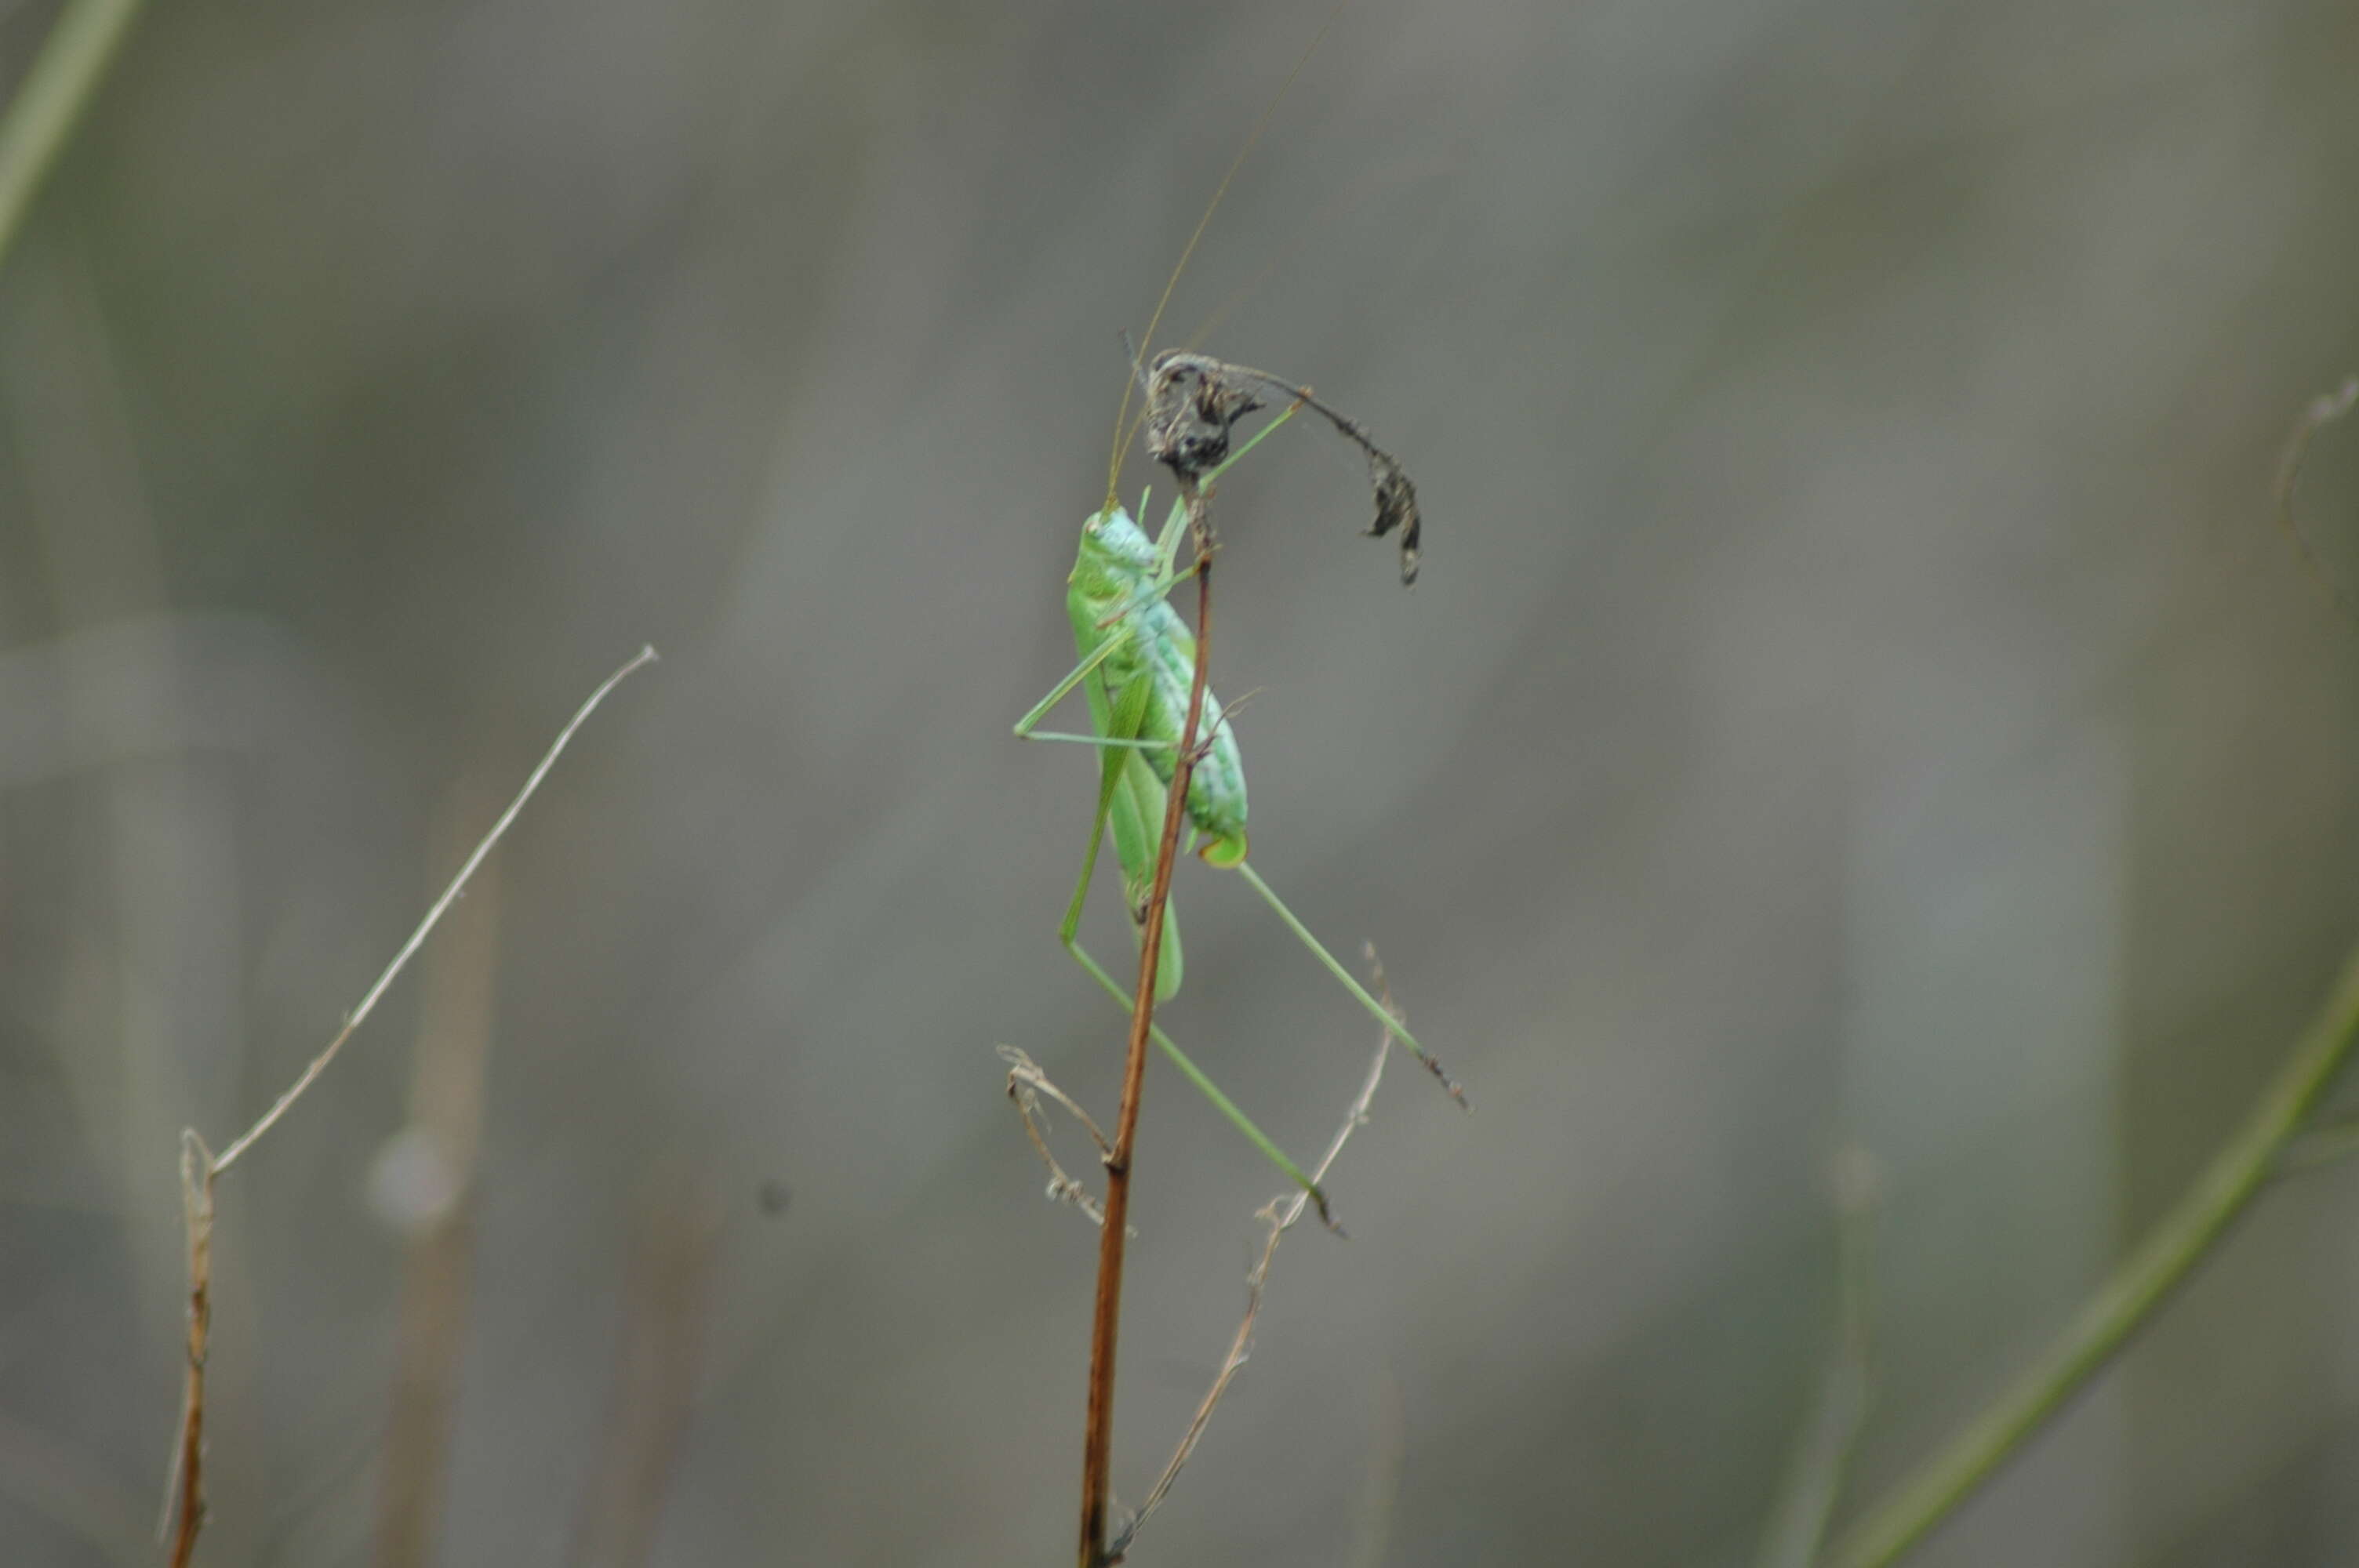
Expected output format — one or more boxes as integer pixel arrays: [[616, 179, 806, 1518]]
[[1140, 350, 1423, 586], [1001, 1046, 1117, 1229], [1106, 945, 1402, 1559], [158, 646, 656, 1566], [162, 1132, 212, 1566]]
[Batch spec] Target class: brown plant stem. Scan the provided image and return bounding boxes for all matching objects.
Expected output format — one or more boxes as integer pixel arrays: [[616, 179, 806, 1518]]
[[1077, 497, 1215, 1568], [166, 1133, 213, 1568]]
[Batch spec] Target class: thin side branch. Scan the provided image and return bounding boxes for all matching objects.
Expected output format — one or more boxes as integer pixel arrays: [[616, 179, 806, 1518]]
[[1002, 1046, 1115, 1159], [1078, 492, 1215, 1568], [1110, 944, 1403, 1560], [1002, 1046, 1117, 1229], [158, 646, 656, 1567], [212, 645, 656, 1174]]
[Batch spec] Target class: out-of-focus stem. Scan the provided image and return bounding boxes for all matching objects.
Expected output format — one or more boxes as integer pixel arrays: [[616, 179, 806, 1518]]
[[0, 0, 147, 271], [1830, 946, 2359, 1567]]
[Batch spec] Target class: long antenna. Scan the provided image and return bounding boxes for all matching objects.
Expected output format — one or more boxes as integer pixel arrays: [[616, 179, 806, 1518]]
[[1100, 2, 1351, 514]]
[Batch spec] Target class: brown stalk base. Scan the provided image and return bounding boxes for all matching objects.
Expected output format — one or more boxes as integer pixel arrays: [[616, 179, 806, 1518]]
[[1076, 493, 1215, 1568]]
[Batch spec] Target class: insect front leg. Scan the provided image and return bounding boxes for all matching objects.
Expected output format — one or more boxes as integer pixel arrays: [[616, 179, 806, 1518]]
[[1011, 618, 1180, 752]]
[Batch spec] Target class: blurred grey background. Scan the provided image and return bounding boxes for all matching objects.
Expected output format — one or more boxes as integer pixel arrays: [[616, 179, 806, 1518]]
[[5, 1, 2359, 1563]]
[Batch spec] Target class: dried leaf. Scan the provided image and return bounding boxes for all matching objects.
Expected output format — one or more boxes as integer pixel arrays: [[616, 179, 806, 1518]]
[[1141, 351, 1423, 585], [1143, 350, 1264, 484]]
